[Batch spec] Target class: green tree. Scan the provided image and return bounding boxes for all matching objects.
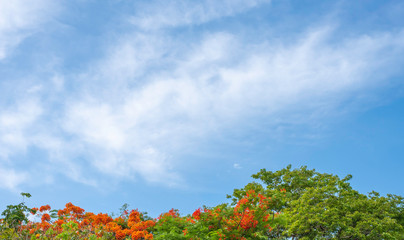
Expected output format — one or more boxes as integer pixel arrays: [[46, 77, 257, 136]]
[[0, 192, 33, 239], [229, 165, 404, 239]]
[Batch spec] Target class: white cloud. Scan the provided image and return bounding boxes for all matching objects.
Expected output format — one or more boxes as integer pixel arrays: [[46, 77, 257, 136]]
[[0, 166, 28, 191], [0, 100, 43, 159], [64, 102, 126, 150], [1, 1, 404, 190], [59, 27, 404, 187], [0, 0, 56, 60], [129, 0, 271, 29]]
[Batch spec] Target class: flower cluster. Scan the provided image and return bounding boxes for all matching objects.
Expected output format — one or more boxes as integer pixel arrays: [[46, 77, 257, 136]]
[[9, 189, 279, 239], [165, 189, 278, 240], [106, 210, 155, 240], [16, 202, 154, 239]]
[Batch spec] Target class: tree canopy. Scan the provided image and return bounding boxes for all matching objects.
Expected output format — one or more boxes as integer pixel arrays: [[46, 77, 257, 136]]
[[1, 165, 403, 239], [229, 165, 404, 239]]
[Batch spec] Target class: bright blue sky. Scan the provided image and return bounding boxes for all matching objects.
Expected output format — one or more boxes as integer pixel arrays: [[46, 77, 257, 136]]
[[1, 0, 404, 218]]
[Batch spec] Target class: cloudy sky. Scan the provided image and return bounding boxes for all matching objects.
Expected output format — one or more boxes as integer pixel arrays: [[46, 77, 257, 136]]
[[1, 0, 404, 217]]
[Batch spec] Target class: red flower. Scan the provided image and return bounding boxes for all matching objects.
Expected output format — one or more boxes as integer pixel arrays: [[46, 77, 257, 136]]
[[39, 205, 51, 212], [41, 213, 51, 222], [192, 208, 201, 220]]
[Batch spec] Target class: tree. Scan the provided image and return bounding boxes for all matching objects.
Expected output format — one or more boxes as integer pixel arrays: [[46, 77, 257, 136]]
[[2, 166, 403, 239], [228, 165, 404, 239], [0, 192, 33, 239]]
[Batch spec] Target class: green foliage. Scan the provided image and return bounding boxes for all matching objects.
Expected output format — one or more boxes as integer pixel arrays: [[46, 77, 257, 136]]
[[152, 209, 190, 239], [2, 166, 404, 239], [230, 165, 404, 239], [1, 193, 31, 229], [0, 193, 33, 239], [57, 221, 114, 240]]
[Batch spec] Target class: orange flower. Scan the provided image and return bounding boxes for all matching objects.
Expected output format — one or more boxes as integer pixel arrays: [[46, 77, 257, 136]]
[[39, 222, 51, 231], [55, 219, 65, 226], [57, 209, 65, 216], [115, 230, 126, 240], [131, 230, 153, 240], [89, 213, 113, 227], [30, 207, 38, 214], [128, 210, 141, 227], [192, 208, 201, 220], [186, 217, 195, 223], [39, 205, 51, 212], [41, 213, 51, 222], [80, 218, 90, 228]]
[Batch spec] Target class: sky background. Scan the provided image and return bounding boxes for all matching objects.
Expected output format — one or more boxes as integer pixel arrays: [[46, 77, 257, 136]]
[[1, 0, 404, 218]]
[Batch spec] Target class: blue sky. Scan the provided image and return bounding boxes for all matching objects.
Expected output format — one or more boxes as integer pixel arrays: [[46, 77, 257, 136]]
[[1, 0, 404, 217]]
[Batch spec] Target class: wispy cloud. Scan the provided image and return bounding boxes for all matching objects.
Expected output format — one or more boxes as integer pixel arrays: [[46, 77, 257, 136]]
[[0, 166, 28, 191], [59, 27, 404, 187], [129, 0, 271, 29], [233, 163, 242, 169], [0, 99, 42, 159], [1, 1, 404, 190], [0, 0, 57, 60]]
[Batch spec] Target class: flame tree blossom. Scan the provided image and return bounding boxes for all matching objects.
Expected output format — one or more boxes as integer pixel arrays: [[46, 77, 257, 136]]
[[1, 166, 403, 239]]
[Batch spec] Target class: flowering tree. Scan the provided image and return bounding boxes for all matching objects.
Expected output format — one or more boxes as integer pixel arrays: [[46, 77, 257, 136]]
[[1, 165, 403, 239], [229, 165, 404, 239], [152, 191, 275, 240]]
